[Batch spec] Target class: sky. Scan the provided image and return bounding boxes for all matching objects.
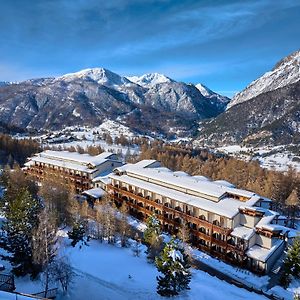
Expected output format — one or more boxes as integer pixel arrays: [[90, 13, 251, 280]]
[[0, 0, 299, 97]]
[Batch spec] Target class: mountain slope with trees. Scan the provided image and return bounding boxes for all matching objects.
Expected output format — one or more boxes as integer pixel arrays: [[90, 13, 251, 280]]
[[0, 69, 229, 138]]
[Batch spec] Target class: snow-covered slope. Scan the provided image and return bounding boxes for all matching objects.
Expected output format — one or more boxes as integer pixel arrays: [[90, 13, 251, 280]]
[[196, 83, 230, 105], [227, 50, 300, 109], [127, 73, 173, 87], [58, 68, 134, 89]]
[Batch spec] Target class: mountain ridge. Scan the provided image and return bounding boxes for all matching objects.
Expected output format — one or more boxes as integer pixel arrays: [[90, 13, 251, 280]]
[[0, 68, 229, 138], [227, 49, 300, 110]]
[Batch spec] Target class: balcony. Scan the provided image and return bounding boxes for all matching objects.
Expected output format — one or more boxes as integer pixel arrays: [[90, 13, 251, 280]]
[[108, 184, 232, 235]]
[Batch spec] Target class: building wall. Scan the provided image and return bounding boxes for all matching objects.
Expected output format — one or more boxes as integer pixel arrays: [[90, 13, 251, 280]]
[[256, 234, 272, 249], [239, 214, 260, 228]]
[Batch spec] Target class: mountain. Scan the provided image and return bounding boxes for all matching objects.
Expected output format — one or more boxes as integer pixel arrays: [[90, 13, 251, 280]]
[[227, 49, 300, 110], [195, 83, 230, 110], [127, 73, 173, 87], [0, 81, 11, 87], [0, 69, 229, 137], [196, 51, 300, 146]]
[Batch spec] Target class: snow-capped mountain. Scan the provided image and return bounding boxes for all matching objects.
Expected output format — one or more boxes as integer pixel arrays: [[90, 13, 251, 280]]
[[0, 81, 11, 87], [127, 73, 173, 87], [227, 49, 300, 109], [0, 68, 229, 137], [195, 83, 230, 107], [196, 50, 300, 146], [58, 68, 135, 88]]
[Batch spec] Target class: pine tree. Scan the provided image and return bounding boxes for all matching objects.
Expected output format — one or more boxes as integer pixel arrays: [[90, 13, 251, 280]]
[[0, 188, 41, 276], [144, 214, 163, 261], [68, 220, 88, 247], [143, 214, 161, 245], [281, 237, 300, 288], [155, 238, 191, 296]]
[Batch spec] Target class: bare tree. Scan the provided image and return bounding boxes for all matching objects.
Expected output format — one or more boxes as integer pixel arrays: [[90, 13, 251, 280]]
[[32, 208, 58, 295], [50, 257, 74, 293], [132, 233, 142, 257]]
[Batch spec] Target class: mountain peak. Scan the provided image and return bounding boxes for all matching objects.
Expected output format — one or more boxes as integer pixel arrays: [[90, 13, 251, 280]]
[[227, 49, 300, 110], [127, 73, 173, 87], [58, 67, 132, 87], [195, 83, 213, 97], [195, 83, 230, 105]]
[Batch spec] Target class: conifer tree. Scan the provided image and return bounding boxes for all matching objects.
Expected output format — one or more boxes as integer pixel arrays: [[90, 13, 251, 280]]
[[281, 237, 300, 288], [155, 238, 191, 296], [68, 220, 88, 247], [144, 214, 163, 261], [0, 188, 41, 276], [143, 214, 161, 245]]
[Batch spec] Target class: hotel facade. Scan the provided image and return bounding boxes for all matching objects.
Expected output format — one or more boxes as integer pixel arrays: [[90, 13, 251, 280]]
[[24, 150, 122, 192], [107, 160, 293, 274]]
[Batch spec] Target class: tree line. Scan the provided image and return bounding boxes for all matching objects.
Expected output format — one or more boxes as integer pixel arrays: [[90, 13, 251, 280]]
[[0, 133, 40, 166]]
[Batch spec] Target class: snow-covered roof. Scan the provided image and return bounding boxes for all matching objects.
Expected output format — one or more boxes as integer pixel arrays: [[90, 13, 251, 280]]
[[39, 150, 115, 167], [255, 209, 279, 229], [214, 180, 236, 188], [82, 187, 105, 199], [92, 176, 111, 185], [173, 171, 190, 177], [246, 240, 284, 262], [122, 161, 254, 201], [231, 226, 255, 240], [109, 174, 260, 218], [193, 175, 211, 181], [29, 156, 97, 173], [27, 150, 118, 174]]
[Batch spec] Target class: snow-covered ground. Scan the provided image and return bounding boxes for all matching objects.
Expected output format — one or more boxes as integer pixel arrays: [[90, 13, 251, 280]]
[[0, 212, 298, 299], [0, 226, 269, 300], [15, 238, 270, 300], [217, 145, 300, 172]]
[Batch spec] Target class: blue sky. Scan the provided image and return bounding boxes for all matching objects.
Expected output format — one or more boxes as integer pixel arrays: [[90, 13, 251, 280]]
[[0, 0, 299, 97]]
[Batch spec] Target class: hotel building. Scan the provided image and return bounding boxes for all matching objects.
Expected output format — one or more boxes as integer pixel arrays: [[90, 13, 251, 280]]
[[24, 150, 122, 192], [107, 160, 293, 273]]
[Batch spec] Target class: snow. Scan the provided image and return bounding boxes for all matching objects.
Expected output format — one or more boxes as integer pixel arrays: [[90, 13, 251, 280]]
[[26, 150, 118, 174], [57, 238, 270, 299], [231, 226, 255, 240], [0, 291, 36, 300], [0, 231, 268, 300], [127, 73, 173, 87], [40, 150, 115, 166], [192, 248, 270, 290], [246, 240, 284, 263], [169, 249, 183, 262], [228, 50, 300, 109], [72, 108, 81, 118], [109, 173, 258, 218], [57, 68, 133, 89], [119, 162, 256, 200], [213, 180, 236, 188], [82, 187, 105, 199], [216, 144, 300, 172]]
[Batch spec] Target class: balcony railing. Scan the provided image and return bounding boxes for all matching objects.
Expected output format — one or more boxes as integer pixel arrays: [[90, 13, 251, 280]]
[[109, 185, 232, 235]]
